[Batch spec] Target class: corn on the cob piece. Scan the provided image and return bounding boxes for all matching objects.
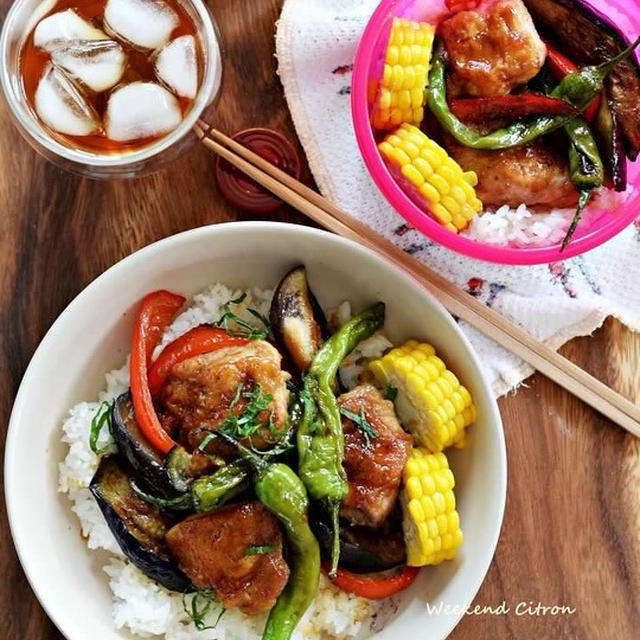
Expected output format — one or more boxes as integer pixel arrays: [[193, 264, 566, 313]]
[[379, 124, 483, 232], [371, 18, 435, 131], [401, 448, 463, 566], [369, 339, 476, 452]]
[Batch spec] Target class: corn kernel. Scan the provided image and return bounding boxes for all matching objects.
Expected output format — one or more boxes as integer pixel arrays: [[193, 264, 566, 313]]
[[402, 139, 420, 159], [463, 171, 478, 186], [441, 195, 461, 217], [431, 490, 445, 514], [422, 495, 436, 518], [409, 499, 425, 523], [442, 532, 453, 550], [406, 475, 422, 500], [432, 204, 452, 225], [444, 490, 456, 512], [414, 157, 434, 179], [421, 473, 436, 495], [410, 87, 424, 108], [401, 164, 425, 187]]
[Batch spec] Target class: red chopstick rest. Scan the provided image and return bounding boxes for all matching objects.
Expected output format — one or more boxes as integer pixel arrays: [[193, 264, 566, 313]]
[[214, 127, 302, 213]]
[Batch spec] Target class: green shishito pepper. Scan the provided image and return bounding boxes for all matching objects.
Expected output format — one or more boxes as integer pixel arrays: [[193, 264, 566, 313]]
[[190, 461, 250, 511], [215, 432, 320, 640], [298, 302, 385, 576], [257, 464, 320, 640], [426, 37, 640, 150], [132, 459, 250, 512], [561, 118, 605, 249]]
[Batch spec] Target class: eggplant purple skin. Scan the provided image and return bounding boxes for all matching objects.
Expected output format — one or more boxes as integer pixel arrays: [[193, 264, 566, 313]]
[[523, 0, 640, 160], [269, 265, 328, 374], [607, 99, 628, 191], [90, 456, 191, 592], [594, 93, 628, 191], [309, 506, 406, 573], [610, 109, 628, 190], [111, 392, 189, 498]]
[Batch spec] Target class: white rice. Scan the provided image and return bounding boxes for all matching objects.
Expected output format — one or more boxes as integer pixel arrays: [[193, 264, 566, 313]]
[[462, 187, 635, 248], [462, 203, 573, 247], [58, 283, 397, 640]]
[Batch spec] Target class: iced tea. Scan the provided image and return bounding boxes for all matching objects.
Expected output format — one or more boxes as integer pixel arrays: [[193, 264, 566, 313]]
[[20, 0, 203, 153]]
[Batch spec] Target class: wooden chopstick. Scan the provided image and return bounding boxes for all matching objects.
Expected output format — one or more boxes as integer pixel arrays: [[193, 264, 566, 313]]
[[194, 120, 640, 438]]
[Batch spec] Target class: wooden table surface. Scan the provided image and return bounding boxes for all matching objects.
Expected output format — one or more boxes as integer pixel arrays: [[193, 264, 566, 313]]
[[1, 0, 639, 638]]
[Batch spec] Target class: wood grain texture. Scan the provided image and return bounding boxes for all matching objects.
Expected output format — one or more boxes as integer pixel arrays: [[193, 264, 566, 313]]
[[0, 1, 638, 638]]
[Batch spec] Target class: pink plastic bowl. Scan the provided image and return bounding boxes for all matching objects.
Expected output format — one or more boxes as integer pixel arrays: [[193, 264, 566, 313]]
[[351, 0, 640, 265]]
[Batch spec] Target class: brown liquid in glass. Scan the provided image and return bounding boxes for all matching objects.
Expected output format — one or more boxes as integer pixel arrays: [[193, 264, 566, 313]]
[[20, 0, 201, 153]]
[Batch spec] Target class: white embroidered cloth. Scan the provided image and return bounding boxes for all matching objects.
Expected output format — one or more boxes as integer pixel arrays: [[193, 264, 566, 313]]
[[275, 0, 640, 396]]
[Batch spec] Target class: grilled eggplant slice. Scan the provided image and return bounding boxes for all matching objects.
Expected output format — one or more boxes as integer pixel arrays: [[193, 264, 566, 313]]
[[90, 456, 190, 592], [523, 0, 640, 159], [310, 506, 406, 573], [594, 93, 627, 191], [270, 266, 327, 373], [112, 393, 219, 496], [112, 392, 189, 497]]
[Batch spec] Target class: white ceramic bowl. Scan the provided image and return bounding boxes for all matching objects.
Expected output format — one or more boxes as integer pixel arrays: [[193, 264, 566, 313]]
[[5, 222, 506, 640]]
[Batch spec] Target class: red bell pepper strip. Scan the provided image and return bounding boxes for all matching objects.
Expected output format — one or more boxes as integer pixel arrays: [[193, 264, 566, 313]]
[[545, 45, 575, 78], [329, 565, 420, 600], [148, 325, 249, 398], [445, 0, 480, 12], [449, 94, 576, 123], [544, 39, 601, 121], [130, 290, 186, 455]]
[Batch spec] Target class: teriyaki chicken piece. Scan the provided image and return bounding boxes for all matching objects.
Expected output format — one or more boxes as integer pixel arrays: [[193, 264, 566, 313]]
[[439, 0, 547, 97], [166, 500, 290, 614], [159, 341, 290, 457], [338, 384, 413, 528]]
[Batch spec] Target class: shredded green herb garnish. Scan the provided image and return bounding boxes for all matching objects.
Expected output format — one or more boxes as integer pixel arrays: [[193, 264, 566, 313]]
[[197, 382, 283, 456], [182, 589, 225, 631], [196, 431, 218, 454], [131, 481, 193, 510], [340, 406, 378, 447], [212, 293, 271, 340], [245, 544, 277, 555], [247, 307, 272, 331], [89, 400, 116, 455], [219, 383, 274, 438], [383, 384, 398, 401], [229, 381, 245, 408]]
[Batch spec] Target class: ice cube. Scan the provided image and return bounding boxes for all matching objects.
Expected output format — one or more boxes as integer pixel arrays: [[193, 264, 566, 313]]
[[50, 40, 126, 92], [105, 82, 182, 141], [104, 0, 179, 50], [34, 64, 100, 136], [34, 9, 108, 51], [154, 35, 197, 99]]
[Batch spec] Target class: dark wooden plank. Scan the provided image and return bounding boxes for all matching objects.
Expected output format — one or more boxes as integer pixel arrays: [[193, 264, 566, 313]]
[[451, 318, 640, 639], [0, 0, 638, 638]]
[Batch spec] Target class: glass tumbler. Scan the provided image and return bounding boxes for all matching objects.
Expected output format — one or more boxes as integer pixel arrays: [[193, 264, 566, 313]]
[[0, 0, 223, 178]]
